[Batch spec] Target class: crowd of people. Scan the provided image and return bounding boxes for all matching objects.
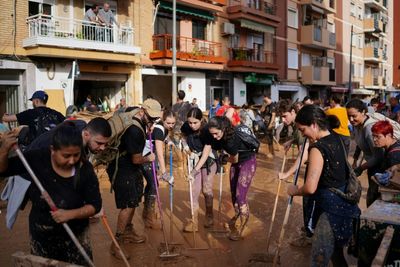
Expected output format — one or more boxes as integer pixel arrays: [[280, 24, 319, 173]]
[[1, 88, 399, 266]]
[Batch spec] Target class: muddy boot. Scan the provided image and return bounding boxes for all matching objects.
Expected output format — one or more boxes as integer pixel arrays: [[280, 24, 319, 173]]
[[110, 234, 131, 260], [142, 196, 160, 229], [183, 211, 198, 232], [229, 214, 249, 241], [204, 195, 214, 228], [123, 224, 146, 244], [267, 144, 274, 159], [227, 205, 240, 232]]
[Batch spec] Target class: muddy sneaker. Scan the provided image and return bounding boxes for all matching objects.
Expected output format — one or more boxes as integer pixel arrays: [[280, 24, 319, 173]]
[[183, 220, 198, 232], [228, 228, 242, 241], [289, 235, 312, 247], [124, 224, 146, 244]]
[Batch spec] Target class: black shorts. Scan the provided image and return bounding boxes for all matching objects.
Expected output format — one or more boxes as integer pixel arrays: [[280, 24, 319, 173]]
[[112, 169, 144, 209]]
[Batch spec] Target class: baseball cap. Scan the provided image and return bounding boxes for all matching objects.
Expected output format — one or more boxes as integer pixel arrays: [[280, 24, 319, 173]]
[[141, 99, 162, 118], [29, 90, 48, 101]]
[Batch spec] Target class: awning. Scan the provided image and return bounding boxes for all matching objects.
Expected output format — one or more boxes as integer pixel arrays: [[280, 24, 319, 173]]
[[276, 85, 301, 92], [351, 89, 375, 95], [240, 19, 275, 34], [331, 86, 349, 93], [244, 73, 274, 85], [159, 1, 214, 21]]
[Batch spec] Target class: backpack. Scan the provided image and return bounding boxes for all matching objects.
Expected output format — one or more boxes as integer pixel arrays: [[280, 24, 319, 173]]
[[235, 124, 260, 152], [366, 112, 400, 140], [23, 108, 63, 145]]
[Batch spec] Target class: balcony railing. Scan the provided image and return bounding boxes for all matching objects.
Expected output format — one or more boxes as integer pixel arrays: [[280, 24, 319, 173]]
[[150, 34, 224, 64], [228, 47, 277, 69], [201, 0, 226, 5], [229, 0, 277, 16], [23, 14, 138, 54]]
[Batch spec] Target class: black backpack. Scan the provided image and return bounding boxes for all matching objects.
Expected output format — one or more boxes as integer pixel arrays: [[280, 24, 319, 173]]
[[33, 109, 63, 139], [235, 124, 260, 152]]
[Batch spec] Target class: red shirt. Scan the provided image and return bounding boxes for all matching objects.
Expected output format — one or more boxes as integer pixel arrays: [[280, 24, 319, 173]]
[[216, 105, 240, 126]]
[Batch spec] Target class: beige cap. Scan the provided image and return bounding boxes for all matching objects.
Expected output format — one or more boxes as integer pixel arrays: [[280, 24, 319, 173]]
[[141, 99, 162, 118]]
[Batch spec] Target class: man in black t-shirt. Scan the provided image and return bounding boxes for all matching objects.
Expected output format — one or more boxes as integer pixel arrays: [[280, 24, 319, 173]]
[[107, 99, 162, 260], [2, 91, 65, 146]]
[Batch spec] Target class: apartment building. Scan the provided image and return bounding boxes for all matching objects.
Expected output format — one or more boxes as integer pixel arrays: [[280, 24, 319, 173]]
[[335, 0, 393, 100], [392, 0, 399, 89], [0, 0, 142, 115], [139, 0, 226, 110]]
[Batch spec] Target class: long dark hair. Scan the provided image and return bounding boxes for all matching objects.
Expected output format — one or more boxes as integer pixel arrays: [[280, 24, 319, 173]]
[[52, 121, 83, 150], [295, 104, 340, 131], [187, 107, 207, 132], [346, 99, 367, 113], [208, 116, 235, 142]]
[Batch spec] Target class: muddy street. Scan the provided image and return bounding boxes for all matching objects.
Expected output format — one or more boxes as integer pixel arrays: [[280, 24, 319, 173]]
[[0, 143, 366, 266]]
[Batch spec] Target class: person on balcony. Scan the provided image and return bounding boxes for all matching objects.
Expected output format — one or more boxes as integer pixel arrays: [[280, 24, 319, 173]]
[[98, 3, 119, 43], [83, 4, 100, 40]]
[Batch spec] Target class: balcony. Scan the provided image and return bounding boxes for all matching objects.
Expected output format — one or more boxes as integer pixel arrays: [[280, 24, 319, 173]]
[[227, 47, 278, 72], [364, 0, 387, 11], [364, 13, 384, 33], [150, 34, 225, 66], [301, 57, 335, 85], [301, 23, 336, 49], [300, 0, 336, 14], [22, 14, 140, 59], [177, 0, 226, 13], [364, 72, 383, 88], [227, 0, 280, 26], [364, 46, 382, 63]]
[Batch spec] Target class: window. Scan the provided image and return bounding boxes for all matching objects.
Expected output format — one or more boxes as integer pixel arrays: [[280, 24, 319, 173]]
[[358, 63, 363, 78], [350, 2, 356, 17], [302, 53, 311, 66], [192, 20, 206, 40], [351, 62, 355, 77], [288, 8, 298, 29], [327, 22, 335, 33], [327, 57, 335, 69], [358, 6, 363, 20], [357, 36, 363, 48], [155, 13, 181, 35], [29, 0, 54, 16], [288, 48, 298, 69]]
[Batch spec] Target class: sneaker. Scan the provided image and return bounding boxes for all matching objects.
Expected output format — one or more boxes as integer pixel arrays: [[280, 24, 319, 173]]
[[289, 235, 312, 247], [123, 224, 146, 244]]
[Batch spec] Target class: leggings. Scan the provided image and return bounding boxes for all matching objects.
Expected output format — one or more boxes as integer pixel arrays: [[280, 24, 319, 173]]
[[311, 213, 348, 267], [192, 162, 217, 211], [229, 155, 257, 217]]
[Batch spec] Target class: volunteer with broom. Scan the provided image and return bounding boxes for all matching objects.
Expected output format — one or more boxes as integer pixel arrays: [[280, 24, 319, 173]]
[[0, 122, 102, 266], [287, 105, 360, 266], [208, 116, 257, 241], [182, 107, 217, 232], [141, 110, 176, 228]]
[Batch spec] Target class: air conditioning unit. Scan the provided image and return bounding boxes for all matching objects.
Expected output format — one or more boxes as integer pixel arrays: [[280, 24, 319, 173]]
[[222, 22, 235, 35]]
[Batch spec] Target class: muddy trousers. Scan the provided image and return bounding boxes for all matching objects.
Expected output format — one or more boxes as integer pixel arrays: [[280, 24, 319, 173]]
[[367, 168, 381, 207], [191, 163, 217, 212], [311, 213, 348, 267], [229, 155, 257, 226], [141, 162, 156, 201]]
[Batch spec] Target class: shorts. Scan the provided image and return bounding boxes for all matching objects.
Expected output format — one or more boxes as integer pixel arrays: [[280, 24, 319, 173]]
[[112, 169, 144, 209]]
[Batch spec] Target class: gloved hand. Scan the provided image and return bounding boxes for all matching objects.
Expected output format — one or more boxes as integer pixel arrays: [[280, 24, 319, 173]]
[[374, 172, 391, 186], [353, 167, 363, 177], [218, 153, 229, 165], [160, 172, 174, 186]]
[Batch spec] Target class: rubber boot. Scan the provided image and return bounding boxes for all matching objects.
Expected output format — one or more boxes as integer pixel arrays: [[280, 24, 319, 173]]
[[204, 195, 214, 228], [110, 234, 131, 260], [229, 214, 249, 241], [142, 196, 160, 229], [267, 144, 275, 159], [183, 211, 198, 232], [123, 224, 146, 244]]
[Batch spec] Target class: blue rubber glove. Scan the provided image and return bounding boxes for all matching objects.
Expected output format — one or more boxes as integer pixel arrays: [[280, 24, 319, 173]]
[[374, 172, 391, 186]]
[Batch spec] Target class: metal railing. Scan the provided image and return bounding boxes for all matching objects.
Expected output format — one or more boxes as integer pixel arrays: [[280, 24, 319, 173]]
[[152, 34, 222, 57], [26, 14, 134, 46], [229, 0, 277, 16], [228, 47, 276, 64]]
